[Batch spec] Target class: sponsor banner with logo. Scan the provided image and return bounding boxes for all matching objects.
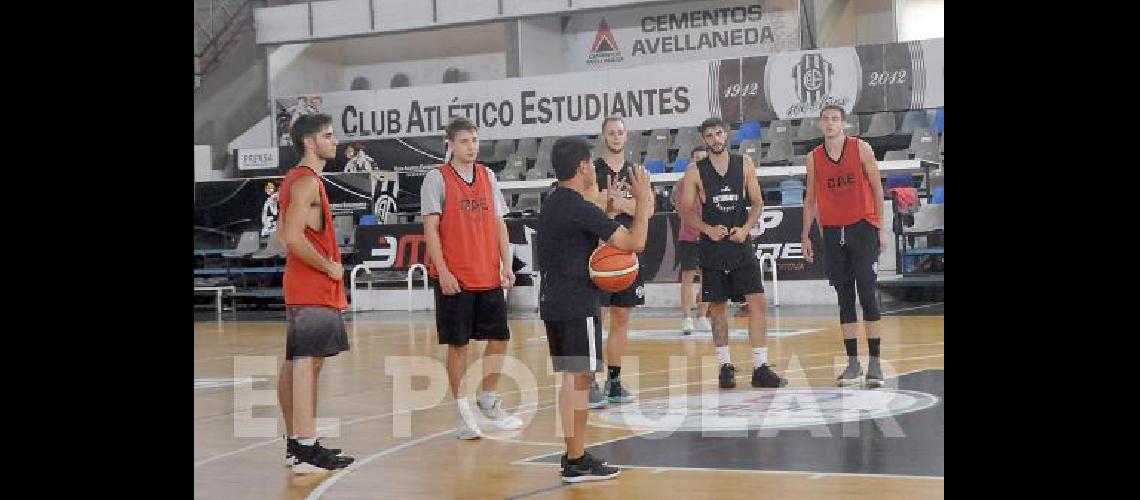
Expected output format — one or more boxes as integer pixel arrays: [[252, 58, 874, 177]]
[[354, 207, 826, 282], [274, 38, 942, 143], [564, 0, 800, 72]]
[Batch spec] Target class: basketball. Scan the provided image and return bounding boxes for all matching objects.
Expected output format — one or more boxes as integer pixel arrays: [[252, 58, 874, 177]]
[[589, 244, 639, 292]]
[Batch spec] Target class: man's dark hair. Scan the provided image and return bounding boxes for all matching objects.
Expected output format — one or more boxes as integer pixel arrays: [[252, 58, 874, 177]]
[[698, 117, 727, 135], [551, 136, 592, 181], [445, 116, 478, 140], [819, 104, 846, 120], [290, 114, 333, 156]]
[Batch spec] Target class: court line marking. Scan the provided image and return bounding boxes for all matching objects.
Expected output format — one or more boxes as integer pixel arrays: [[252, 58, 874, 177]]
[[192, 340, 944, 389], [513, 368, 946, 482], [882, 302, 944, 314], [214, 365, 947, 496], [194, 358, 700, 467], [193, 353, 945, 464], [304, 400, 563, 500], [192, 345, 945, 422], [504, 482, 567, 500], [512, 366, 944, 466], [568, 463, 945, 481], [517, 461, 944, 481], [303, 428, 454, 499]]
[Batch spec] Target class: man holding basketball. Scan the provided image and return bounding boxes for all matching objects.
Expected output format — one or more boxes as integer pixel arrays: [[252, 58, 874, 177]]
[[537, 136, 653, 482], [678, 117, 787, 389]]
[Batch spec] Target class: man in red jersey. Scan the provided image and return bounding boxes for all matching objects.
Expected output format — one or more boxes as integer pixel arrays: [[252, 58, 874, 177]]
[[422, 117, 523, 440], [802, 104, 890, 388], [275, 113, 354, 473]]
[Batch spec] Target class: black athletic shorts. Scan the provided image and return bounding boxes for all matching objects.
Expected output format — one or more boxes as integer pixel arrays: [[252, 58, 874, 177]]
[[431, 279, 510, 346], [285, 306, 351, 360], [700, 260, 765, 303], [544, 316, 605, 373], [677, 240, 700, 272]]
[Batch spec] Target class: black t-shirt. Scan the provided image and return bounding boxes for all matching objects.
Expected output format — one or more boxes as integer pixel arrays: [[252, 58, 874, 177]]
[[594, 157, 635, 228], [537, 187, 622, 321]]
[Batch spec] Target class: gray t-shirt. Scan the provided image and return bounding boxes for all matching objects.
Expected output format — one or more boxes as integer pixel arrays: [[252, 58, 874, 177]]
[[420, 165, 508, 217]]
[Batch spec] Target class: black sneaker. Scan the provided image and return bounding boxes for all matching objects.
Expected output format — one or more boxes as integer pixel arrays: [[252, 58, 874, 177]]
[[606, 378, 635, 404], [561, 453, 620, 483], [285, 438, 343, 466], [865, 358, 884, 388], [837, 359, 863, 387], [718, 363, 737, 389], [560, 451, 607, 470], [291, 440, 354, 474], [751, 364, 788, 388]]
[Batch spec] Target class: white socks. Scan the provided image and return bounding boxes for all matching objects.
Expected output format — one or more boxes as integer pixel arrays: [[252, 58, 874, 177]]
[[478, 391, 497, 410], [752, 347, 769, 367], [716, 346, 731, 365]]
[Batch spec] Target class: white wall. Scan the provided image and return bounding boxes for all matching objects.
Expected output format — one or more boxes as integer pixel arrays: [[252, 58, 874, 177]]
[[344, 52, 507, 89], [854, 0, 897, 44], [811, 0, 856, 47], [271, 45, 347, 96], [228, 116, 274, 151], [195, 145, 222, 182], [896, 0, 943, 41], [811, 0, 897, 47], [516, 15, 567, 77], [257, 0, 672, 44]]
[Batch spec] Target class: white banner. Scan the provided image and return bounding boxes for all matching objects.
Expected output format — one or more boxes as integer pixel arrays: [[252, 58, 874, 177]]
[[272, 38, 944, 143], [275, 60, 714, 144], [563, 0, 800, 72], [765, 47, 861, 119], [235, 147, 279, 171]]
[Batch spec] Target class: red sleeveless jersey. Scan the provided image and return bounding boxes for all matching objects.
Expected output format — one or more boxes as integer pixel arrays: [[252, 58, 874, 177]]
[[811, 137, 882, 228], [427, 164, 502, 291], [279, 166, 347, 309]]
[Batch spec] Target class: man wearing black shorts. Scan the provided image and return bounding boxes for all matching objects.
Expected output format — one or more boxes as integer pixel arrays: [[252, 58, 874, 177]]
[[538, 136, 653, 482], [423, 117, 523, 440], [678, 117, 787, 390], [802, 105, 889, 388]]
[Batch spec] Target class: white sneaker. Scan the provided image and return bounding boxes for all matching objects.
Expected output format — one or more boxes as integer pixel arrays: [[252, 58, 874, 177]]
[[477, 398, 524, 430], [696, 316, 713, 331], [456, 419, 483, 440], [456, 401, 484, 440], [681, 317, 695, 334]]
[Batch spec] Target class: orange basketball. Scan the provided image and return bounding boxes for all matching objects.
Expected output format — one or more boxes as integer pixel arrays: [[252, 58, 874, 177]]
[[589, 244, 639, 292]]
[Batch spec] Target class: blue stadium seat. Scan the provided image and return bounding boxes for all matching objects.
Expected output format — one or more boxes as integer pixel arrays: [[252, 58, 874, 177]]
[[732, 121, 761, 147]]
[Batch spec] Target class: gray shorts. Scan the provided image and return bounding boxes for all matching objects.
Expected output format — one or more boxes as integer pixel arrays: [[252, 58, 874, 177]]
[[285, 306, 350, 360]]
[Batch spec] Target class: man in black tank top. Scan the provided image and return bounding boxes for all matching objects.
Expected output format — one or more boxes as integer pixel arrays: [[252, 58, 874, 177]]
[[587, 116, 641, 408], [677, 117, 787, 389]]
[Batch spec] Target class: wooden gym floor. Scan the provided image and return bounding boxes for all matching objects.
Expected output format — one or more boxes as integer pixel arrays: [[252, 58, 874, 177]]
[[194, 303, 944, 499]]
